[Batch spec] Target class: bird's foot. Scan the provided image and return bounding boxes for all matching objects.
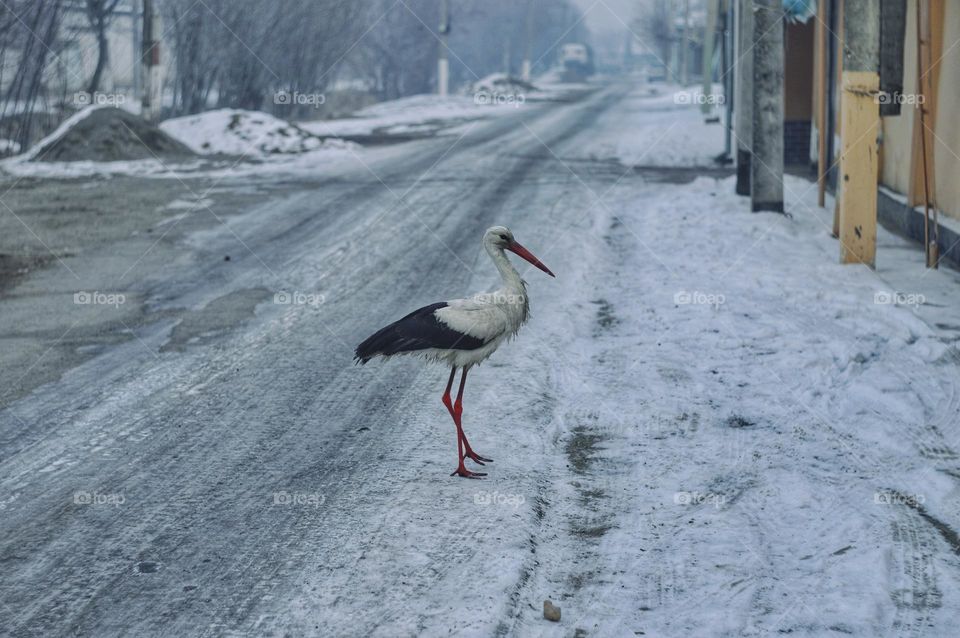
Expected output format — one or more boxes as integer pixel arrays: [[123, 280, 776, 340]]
[[463, 448, 493, 465], [451, 463, 487, 479]]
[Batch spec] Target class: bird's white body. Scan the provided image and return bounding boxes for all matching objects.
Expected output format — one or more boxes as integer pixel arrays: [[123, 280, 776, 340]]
[[413, 232, 531, 368], [354, 225, 554, 478], [355, 226, 553, 370]]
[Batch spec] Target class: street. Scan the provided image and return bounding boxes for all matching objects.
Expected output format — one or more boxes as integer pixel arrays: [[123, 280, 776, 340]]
[[3, 80, 960, 637]]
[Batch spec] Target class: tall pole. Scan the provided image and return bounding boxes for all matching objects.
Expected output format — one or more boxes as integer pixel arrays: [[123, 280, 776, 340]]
[[702, 0, 719, 117], [438, 0, 450, 97], [837, 0, 880, 265], [750, 0, 784, 213], [680, 0, 691, 85], [816, 0, 828, 207], [722, 0, 734, 159], [734, 0, 753, 195], [665, 0, 676, 83], [522, 0, 533, 81], [141, 0, 161, 122]]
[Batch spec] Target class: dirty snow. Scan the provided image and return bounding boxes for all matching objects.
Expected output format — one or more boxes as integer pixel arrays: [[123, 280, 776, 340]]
[[16, 105, 107, 161], [160, 108, 356, 156], [300, 93, 531, 139]]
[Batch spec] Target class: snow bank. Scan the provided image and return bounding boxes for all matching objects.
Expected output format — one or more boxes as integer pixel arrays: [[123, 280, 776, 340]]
[[161, 109, 355, 156], [18, 106, 101, 161], [470, 73, 536, 103], [300, 94, 493, 138], [0, 105, 194, 174]]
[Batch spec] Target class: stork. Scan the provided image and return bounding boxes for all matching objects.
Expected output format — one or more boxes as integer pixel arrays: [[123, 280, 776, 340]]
[[354, 226, 555, 478]]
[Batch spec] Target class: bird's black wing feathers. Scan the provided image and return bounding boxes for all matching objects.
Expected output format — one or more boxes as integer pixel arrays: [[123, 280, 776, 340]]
[[354, 302, 486, 363]]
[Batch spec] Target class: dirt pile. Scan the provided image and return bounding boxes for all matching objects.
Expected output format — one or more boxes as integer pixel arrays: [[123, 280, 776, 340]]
[[28, 107, 195, 162]]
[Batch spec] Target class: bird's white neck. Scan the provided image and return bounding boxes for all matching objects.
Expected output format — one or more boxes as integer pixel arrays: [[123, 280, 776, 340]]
[[486, 243, 525, 292]]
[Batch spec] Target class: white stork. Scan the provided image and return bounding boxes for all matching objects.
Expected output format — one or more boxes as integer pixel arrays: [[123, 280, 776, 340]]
[[355, 226, 555, 478]]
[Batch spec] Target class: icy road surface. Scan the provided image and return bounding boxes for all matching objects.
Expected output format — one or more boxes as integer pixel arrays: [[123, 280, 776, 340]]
[[3, 83, 960, 637]]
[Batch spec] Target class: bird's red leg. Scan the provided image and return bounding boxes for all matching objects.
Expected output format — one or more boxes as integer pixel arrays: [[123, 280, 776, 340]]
[[452, 366, 493, 467], [443, 367, 486, 478]]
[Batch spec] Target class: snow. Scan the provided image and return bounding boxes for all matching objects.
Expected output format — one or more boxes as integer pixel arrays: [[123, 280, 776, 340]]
[[490, 84, 960, 631], [300, 79, 584, 141], [579, 80, 727, 167], [284, 83, 960, 634], [518, 169, 960, 634], [300, 93, 530, 138], [0, 108, 361, 179], [4, 80, 960, 635], [160, 108, 356, 156]]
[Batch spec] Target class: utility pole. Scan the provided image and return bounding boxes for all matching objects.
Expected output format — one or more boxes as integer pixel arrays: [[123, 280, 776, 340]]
[[522, 0, 533, 81], [837, 0, 880, 265], [734, 0, 753, 195], [680, 0, 690, 85], [750, 0, 784, 213], [438, 0, 450, 97], [702, 0, 718, 118], [722, 0, 735, 160], [141, 0, 161, 122]]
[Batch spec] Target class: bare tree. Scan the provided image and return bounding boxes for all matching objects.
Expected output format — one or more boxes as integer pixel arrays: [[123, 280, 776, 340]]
[[351, 0, 587, 101], [84, 0, 122, 93], [635, 0, 674, 77], [0, 0, 66, 150], [163, 0, 365, 116]]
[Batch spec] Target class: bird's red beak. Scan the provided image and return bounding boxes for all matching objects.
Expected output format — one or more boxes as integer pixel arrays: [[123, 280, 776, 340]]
[[507, 241, 555, 277]]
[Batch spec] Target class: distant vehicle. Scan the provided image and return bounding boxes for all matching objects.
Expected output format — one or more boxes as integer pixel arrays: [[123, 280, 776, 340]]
[[560, 43, 594, 82]]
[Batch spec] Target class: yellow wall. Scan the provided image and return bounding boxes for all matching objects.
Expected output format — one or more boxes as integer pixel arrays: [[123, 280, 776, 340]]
[[881, 0, 960, 221], [933, 1, 960, 220]]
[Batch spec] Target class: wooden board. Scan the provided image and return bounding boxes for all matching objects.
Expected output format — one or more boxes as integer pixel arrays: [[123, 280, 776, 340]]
[[838, 71, 880, 266], [909, 0, 943, 207]]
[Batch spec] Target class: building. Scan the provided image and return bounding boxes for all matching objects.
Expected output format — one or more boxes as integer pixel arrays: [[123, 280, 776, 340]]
[[726, 0, 960, 268]]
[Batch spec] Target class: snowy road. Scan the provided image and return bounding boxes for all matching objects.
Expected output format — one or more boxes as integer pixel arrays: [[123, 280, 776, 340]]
[[4, 82, 960, 637]]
